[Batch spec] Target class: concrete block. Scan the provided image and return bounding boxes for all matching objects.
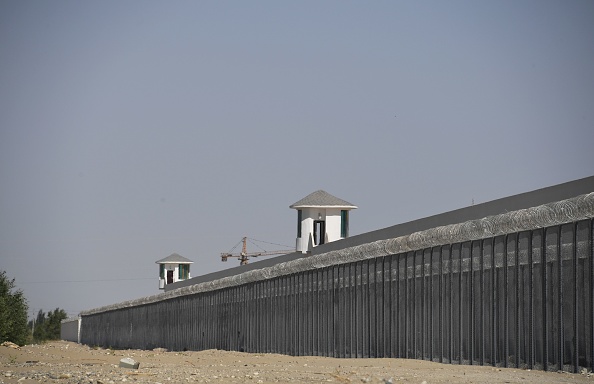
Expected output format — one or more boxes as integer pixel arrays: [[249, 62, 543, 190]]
[[119, 357, 140, 369]]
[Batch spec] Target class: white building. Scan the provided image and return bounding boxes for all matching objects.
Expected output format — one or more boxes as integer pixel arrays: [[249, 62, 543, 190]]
[[156, 253, 193, 290], [290, 190, 357, 254]]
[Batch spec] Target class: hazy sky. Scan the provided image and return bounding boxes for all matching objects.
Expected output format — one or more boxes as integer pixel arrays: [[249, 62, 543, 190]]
[[1, 1, 593, 319]]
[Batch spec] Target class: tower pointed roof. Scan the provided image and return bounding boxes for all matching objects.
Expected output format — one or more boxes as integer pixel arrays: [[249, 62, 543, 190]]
[[289, 190, 357, 209], [155, 253, 194, 264]]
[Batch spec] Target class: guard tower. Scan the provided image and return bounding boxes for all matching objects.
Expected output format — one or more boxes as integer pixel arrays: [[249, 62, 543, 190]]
[[156, 253, 193, 290], [290, 190, 357, 254]]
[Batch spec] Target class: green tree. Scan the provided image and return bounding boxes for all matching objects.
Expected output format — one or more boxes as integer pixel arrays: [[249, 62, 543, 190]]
[[45, 308, 67, 340], [31, 307, 68, 342], [32, 309, 47, 342], [0, 270, 29, 346]]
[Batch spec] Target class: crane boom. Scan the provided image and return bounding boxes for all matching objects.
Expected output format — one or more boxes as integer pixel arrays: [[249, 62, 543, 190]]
[[221, 237, 294, 265]]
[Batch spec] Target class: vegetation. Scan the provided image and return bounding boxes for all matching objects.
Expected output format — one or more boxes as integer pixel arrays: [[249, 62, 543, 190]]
[[1, 270, 70, 345], [0, 270, 29, 345], [29, 308, 68, 342]]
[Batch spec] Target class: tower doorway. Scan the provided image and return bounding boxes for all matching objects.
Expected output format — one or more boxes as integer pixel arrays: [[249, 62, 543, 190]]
[[313, 220, 325, 245]]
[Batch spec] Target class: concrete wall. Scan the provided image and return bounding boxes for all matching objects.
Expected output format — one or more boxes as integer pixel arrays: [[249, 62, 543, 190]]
[[60, 317, 80, 343], [81, 218, 594, 372]]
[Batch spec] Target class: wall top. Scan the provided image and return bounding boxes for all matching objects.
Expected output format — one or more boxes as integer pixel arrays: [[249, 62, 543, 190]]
[[81, 191, 594, 316], [155, 253, 194, 264], [290, 190, 357, 209]]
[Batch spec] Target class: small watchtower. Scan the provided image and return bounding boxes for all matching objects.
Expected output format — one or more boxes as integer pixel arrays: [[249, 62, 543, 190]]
[[156, 253, 193, 290], [290, 190, 357, 254]]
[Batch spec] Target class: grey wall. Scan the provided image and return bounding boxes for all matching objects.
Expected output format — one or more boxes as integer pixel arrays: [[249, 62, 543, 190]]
[[60, 317, 80, 343], [81, 218, 594, 372]]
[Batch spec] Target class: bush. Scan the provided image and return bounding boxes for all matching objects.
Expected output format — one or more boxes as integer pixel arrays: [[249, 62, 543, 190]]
[[0, 270, 29, 346]]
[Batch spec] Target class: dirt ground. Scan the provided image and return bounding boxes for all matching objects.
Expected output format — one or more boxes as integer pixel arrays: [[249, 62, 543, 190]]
[[1, 341, 592, 383]]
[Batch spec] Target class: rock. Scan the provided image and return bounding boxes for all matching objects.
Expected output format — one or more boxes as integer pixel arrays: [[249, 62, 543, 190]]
[[1, 341, 20, 349], [153, 348, 168, 353], [119, 357, 140, 369]]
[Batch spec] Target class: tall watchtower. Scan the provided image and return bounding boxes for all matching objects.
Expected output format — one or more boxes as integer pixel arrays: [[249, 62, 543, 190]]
[[290, 190, 357, 254], [156, 253, 193, 290]]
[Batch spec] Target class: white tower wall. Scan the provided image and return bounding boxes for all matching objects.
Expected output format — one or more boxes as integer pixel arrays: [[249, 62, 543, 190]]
[[325, 208, 343, 242], [291, 190, 356, 254], [156, 253, 193, 290]]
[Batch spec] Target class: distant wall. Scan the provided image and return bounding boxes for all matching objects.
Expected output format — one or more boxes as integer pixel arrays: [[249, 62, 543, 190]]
[[315, 175, 594, 254], [79, 189, 594, 373], [166, 175, 594, 292], [60, 317, 80, 343]]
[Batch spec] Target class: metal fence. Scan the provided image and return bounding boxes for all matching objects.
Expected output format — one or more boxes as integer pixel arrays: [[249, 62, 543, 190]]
[[81, 217, 593, 373]]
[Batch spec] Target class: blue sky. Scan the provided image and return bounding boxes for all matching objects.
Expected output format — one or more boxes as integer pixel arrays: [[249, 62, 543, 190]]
[[1, 1, 593, 318]]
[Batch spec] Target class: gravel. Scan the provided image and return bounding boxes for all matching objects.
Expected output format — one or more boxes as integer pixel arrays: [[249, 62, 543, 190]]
[[1, 341, 592, 384]]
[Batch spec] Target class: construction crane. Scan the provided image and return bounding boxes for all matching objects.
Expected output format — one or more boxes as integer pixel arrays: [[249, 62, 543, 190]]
[[221, 237, 294, 265]]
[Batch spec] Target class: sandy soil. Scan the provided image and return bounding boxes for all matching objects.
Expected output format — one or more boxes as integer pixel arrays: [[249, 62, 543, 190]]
[[0, 341, 591, 383]]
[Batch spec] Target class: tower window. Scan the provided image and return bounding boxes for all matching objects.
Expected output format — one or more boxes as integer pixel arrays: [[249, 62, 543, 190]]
[[159, 264, 165, 279], [341, 210, 349, 238], [297, 209, 302, 238], [178, 264, 189, 280], [313, 220, 325, 245]]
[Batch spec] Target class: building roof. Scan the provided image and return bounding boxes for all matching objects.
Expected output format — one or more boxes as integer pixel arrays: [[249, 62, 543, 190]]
[[155, 253, 194, 264], [289, 190, 357, 209]]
